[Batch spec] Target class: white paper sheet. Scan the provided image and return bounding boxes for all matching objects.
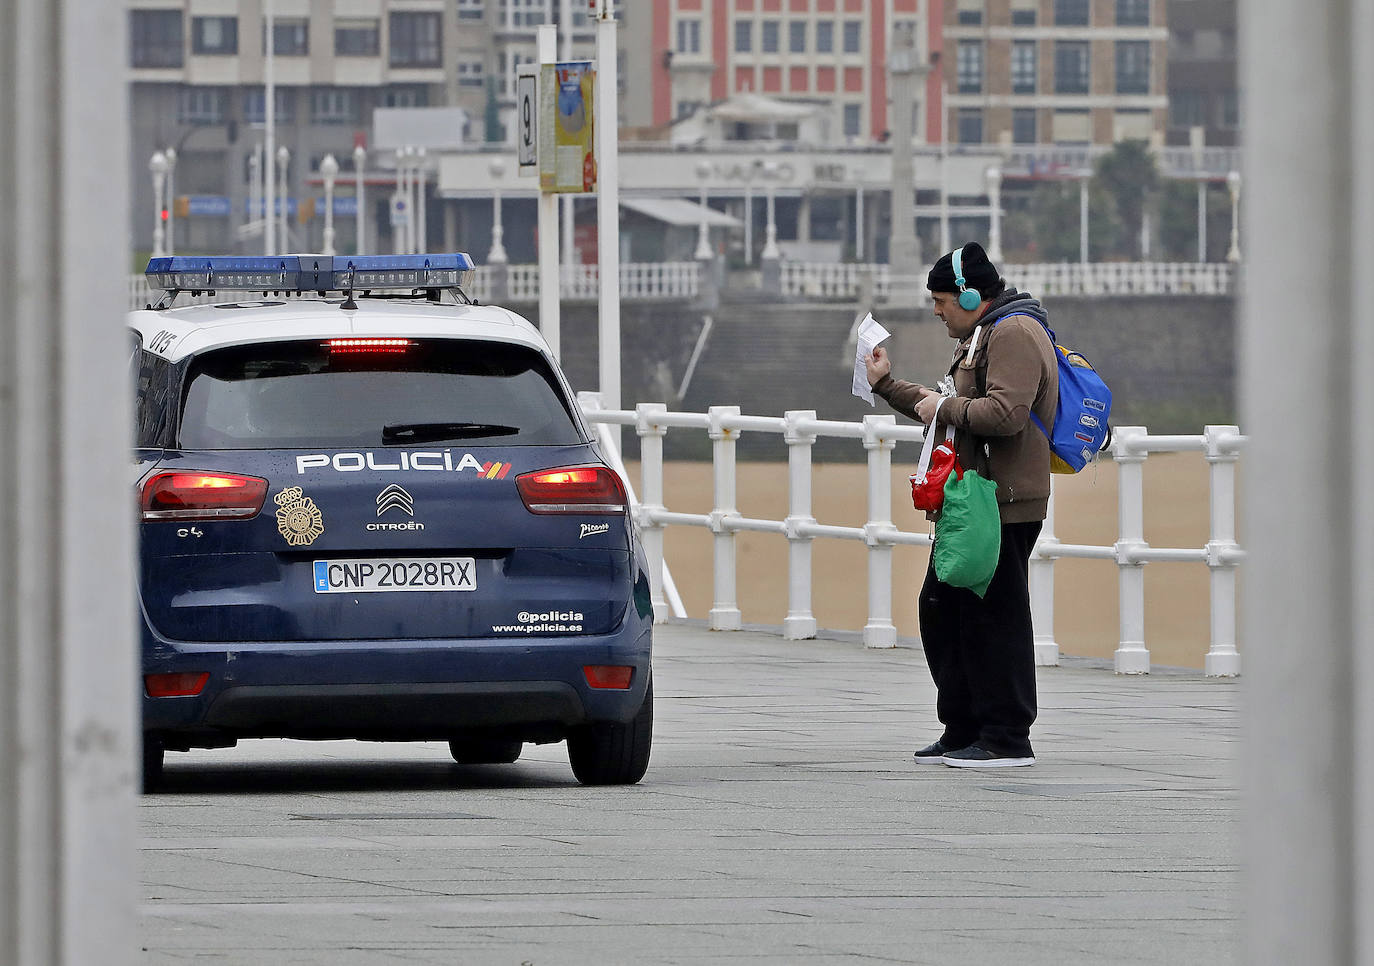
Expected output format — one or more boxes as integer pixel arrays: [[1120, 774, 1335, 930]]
[[851, 312, 892, 406]]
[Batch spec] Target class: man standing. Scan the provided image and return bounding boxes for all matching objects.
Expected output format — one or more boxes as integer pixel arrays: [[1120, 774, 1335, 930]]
[[866, 242, 1057, 768]]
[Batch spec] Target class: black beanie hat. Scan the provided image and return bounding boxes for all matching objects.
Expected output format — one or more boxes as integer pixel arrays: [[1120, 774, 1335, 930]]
[[927, 241, 1001, 297]]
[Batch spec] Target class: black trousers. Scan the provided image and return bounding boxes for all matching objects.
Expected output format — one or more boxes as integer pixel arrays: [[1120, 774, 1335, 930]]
[[918, 520, 1041, 757]]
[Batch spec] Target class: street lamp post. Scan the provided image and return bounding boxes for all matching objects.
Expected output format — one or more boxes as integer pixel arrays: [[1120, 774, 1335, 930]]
[[149, 151, 168, 257], [320, 153, 339, 256], [1226, 170, 1242, 263], [761, 160, 780, 261], [395, 148, 409, 254], [248, 146, 262, 248], [694, 160, 712, 260], [985, 166, 1003, 263], [276, 145, 290, 251], [353, 144, 366, 254], [487, 157, 508, 264], [164, 147, 177, 256], [415, 147, 427, 253]]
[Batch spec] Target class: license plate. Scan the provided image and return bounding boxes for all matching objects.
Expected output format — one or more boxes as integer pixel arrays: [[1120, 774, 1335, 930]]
[[313, 557, 477, 594]]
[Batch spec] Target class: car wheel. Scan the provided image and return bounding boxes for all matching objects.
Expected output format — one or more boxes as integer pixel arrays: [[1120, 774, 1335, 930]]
[[567, 679, 652, 786], [142, 735, 164, 793], [448, 738, 523, 765]]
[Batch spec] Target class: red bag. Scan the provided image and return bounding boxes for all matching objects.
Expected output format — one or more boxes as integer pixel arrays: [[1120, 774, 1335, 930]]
[[910, 397, 958, 513]]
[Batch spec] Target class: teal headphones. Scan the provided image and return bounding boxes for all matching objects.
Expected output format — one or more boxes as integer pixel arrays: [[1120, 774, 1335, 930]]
[[951, 246, 982, 311]]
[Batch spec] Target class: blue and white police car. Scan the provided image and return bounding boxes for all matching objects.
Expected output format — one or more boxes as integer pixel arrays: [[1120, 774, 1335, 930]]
[[130, 254, 653, 790]]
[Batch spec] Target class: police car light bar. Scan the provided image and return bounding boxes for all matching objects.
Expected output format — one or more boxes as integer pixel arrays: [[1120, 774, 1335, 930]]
[[144, 254, 477, 296]]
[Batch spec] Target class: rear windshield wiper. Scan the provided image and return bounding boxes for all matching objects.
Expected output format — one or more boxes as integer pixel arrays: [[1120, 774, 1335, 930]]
[[382, 421, 520, 444]]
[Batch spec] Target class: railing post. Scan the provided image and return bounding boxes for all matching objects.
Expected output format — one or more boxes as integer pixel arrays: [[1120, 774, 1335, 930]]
[[782, 410, 818, 640], [862, 414, 898, 648], [635, 403, 669, 621], [1203, 425, 1243, 677], [1030, 477, 1060, 665], [707, 406, 742, 630], [1113, 426, 1151, 673]]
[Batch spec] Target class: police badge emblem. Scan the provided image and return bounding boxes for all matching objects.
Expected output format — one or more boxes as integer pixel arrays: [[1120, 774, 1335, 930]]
[[275, 486, 325, 546]]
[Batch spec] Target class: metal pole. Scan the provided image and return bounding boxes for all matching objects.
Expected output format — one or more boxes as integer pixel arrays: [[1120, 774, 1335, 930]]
[[694, 160, 712, 260], [761, 161, 780, 260], [1, 0, 136, 959], [264, 0, 276, 254], [353, 144, 366, 254], [855, 186, 864, 262], [395, 148, 407, 254], [1198, 180, 1208, 262], [487, 157, 507, 263], [783, 411, 818, 640], [416, 147, 427, 252], [276, 144, 290, 251], [1112, 427, 1149, 674], [862, 415, 897, 648], [560, 0, 574, 272], [635, 403, 669, 620], [536, 24, 560, 358], [1227, 170, 1242, 262], [594, 1, 622, 439], [149, 151, 167, 257], [707, 406, 742, 631], [320, 153, 338, 256], [248, 144, 262, 248]]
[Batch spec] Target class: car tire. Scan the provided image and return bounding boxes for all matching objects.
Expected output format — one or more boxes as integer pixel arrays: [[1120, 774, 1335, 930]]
[[142, 735, 164, 793], [448, 738, 523, 765], [567, 679, 652, 786]]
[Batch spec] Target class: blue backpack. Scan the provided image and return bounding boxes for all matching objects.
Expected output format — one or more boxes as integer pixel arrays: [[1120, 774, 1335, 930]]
[[983, 305, 1112, 474]]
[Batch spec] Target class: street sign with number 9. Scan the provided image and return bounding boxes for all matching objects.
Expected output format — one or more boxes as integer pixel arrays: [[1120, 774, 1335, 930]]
[[516, 70, 538, 174]]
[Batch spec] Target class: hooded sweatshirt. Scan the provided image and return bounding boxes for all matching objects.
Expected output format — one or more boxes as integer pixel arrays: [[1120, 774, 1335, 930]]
[[873, 289, 1058, 524]]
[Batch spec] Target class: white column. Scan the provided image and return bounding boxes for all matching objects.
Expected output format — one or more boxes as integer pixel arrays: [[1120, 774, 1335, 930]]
[[1029, 478, 1060, 666], [862, 415, 897, 648], [782, 410, 818, 640], [1202, 425, 1242, 677], [635, 404, 669, 620], [536, 24, 560, 357], [707, 406, 742, 630], [1, 0, 136, 960], [1242, 2, 1374, 960], [487, 156, 508, 264], [761, 160, 780, 261], [320, 153, 338, 256], [352, 144, 366, 254], [264, 0, 276, 254], [594, 2, 622, 443], [149, 150, 167, 257], [1111, 427, 1149, 674]]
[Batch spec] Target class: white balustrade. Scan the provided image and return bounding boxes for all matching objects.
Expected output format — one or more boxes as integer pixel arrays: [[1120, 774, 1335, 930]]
[[583, 397, 1245, 678]]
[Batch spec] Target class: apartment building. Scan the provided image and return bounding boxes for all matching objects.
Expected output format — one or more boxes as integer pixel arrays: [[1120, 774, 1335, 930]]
[[127, 0, 613, 253], [1164, 0, 1236, 147], [941, 0, 1169, 147]]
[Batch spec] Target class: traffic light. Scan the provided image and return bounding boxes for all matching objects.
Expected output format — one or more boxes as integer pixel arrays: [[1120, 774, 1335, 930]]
[[159, 208, 169, 222]]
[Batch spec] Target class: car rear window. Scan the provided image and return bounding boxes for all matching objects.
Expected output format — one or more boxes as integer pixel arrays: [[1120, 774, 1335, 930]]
[[177, 338, 584, 449]]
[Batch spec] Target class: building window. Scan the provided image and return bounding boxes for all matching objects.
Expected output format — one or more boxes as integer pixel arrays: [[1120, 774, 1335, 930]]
[[130, 10, 183, 68], [335, 19, 379, 56], [676, 100, 702, 119], [456, 58, 485, 87], [1116, 0, 1149, 26], [956, 41, 983, 94], [191, 17, 237, 55], [1054, 40, 1090, 94], [381, 86, 429, 108], [242, 87, 295, 124], [1011, 40, 1037, 94], [843, 103, 861, 137], [1115, 40, 1149, 94], [790, 21, 807, 53], [177, 87, 226, 125], [1169, 89, 1207, 126], [761, 20, 780, 53], [735, 20, 752, 52], [957, 108, 983, 144], [1012, 108, 1037, 144], [1054, 0, 1090, 26], [842, 21, 861, 54], [499, 0, 546, 27], [1052, 108, 1092, 143], [1011, 0, 1037, 26], [676, 19, 701, 53], [815, 21, 833, 53], [310, 87, 358, 124], [391, 12, 442, 67], [957, 0, 983, 26], [458, 0, 485, 20], [263, 18, 309, 56]]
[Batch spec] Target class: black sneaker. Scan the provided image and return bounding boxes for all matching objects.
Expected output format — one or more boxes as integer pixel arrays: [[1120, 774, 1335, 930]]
[[913, 740, 955, 763], [941, 743, 1036, 768]]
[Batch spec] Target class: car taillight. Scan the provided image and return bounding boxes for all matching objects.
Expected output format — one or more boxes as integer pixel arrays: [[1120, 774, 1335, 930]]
[[140, 471, 269, 522], [144, 672, 210, 697], [327, 338, 413, 354], [515, 465, 627, 514]]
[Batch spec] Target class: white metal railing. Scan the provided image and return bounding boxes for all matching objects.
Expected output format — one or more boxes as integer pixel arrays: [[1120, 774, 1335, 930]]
[[780, 261, 1235, 300], [578, 393, 1245, 678], [128, 262, 700, 311]]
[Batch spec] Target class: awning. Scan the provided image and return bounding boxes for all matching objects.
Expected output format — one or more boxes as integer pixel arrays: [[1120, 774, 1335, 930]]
[[621, 197, 742, 228], [705, 92, 822, 124]]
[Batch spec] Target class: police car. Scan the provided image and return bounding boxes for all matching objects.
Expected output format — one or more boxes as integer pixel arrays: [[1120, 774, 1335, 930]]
[[131, 254, 653, 790]]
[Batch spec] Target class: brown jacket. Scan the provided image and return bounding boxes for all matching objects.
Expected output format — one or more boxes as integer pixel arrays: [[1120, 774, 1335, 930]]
[[874, 296, 1058, 524]]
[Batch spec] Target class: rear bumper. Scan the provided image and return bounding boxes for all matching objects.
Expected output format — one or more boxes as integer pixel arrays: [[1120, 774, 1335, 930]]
[[141, 623, 652, 748]]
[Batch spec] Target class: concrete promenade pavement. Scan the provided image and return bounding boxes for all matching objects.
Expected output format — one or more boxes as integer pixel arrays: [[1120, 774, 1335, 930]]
[[140, 622, 1240, 965]]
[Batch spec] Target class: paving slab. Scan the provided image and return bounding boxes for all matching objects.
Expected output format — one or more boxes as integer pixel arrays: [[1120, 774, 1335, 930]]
[[140, 622, 1239, 964]]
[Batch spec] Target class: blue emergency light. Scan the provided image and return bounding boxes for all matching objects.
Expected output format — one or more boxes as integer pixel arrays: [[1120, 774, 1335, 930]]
[[144, 253, 476, 298]]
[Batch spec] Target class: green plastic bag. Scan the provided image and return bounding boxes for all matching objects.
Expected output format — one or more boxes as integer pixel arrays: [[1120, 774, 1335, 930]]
[[933, 468, 1002, 597]]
